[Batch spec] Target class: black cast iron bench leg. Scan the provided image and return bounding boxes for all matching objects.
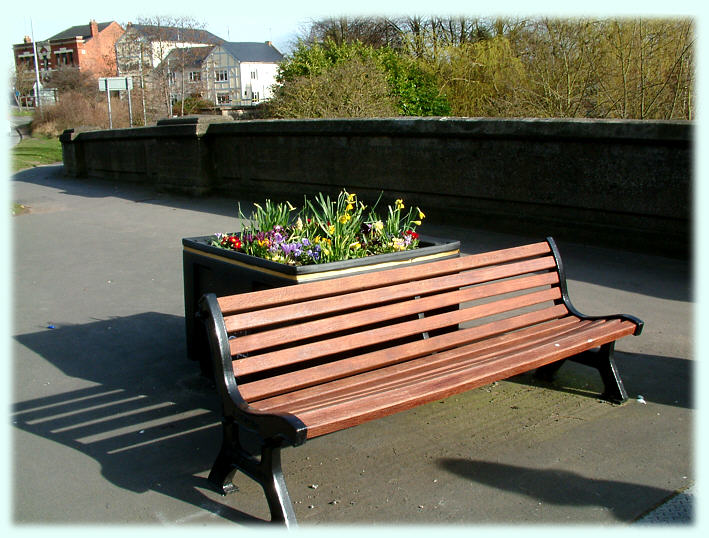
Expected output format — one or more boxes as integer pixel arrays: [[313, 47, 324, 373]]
[[208, 420, 298, 527], [535, 342, 628, 404]]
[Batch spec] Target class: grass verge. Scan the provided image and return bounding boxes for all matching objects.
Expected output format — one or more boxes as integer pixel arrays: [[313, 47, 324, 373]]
[[12, 136, 63, 173]]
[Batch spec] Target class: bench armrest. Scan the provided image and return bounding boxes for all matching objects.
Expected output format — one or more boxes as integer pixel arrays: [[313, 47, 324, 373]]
[[198, 293, 308, 446], [547, 237, 644, 336]]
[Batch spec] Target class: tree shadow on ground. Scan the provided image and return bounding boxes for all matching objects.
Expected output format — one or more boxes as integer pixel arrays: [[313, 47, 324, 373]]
[[12, 312, 271, 524], [437, 458, 682, 523]]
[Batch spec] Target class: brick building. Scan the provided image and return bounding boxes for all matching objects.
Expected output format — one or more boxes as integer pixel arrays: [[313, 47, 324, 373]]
[[13, 20, 125, 79]]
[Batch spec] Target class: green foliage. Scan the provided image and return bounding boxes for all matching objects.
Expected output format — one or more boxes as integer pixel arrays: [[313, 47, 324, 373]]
[[275, 39, 451, 117], [377, 49, 451, 116], [268, 55, 398, 118], [273, 16, 694, 121], [172, 94, 214, 115], [436, 37, 529, 117]]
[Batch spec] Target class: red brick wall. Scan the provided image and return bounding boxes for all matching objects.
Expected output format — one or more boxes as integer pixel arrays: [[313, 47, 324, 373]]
[[13, 21, 124, 78], [81, 21, 125, 76]]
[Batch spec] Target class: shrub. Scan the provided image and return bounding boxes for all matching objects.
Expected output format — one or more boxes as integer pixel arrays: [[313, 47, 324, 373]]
[[31, 90, 132, 136]]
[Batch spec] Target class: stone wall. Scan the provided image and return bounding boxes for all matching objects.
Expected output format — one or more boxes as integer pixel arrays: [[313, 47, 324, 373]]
[[60, 116, 692, 256]]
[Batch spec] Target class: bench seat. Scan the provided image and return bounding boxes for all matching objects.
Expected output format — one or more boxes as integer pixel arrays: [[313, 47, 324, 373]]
[[250, 316, 637, 439]]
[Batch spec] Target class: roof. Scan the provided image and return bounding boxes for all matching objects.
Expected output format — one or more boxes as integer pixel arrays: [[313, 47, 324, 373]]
[[221, 42, 284, 63], [161, 46, 215, 68], [127, 24, 225, 45], [48, 21, 117, 41]]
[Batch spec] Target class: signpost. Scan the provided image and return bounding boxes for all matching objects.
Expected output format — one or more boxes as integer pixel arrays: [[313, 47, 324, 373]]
[[98, 77, 134, 128]]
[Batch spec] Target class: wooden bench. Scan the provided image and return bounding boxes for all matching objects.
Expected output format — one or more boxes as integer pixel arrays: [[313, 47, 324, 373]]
[[198, 237, 643, 526]]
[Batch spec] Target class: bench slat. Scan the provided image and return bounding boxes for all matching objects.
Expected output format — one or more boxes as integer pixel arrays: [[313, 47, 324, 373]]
[[217, 241, 552, 315], [259, 319, 609, 416], [230, 270, 559, 356], [241, 306, 576, 402], [234, 286, 563, 377], [224, 256, 558, 333], [260, 319, 637, 438]]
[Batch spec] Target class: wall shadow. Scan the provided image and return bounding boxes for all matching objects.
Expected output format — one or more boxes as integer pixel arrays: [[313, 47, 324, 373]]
[[12, 166, 691, 302], [12, 312, 268, 524], [437, 458, 680, 523], [11, 165, 243, 220]]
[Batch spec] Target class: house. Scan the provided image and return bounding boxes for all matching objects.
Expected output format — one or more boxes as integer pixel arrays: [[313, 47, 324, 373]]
[[161, 46, 215, 105], [115, 23, 225, 76], [13, 20, 125, 79], [162, 41, 284, 109]]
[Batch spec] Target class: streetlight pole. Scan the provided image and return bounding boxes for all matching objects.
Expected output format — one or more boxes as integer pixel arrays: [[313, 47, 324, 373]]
[[30, 18, 42, 116]]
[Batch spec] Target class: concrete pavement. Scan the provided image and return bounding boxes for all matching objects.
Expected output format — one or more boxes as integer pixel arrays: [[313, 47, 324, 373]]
[[9, 165, 694, 528]]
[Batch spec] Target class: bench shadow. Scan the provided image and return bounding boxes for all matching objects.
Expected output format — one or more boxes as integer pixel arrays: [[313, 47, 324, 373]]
[[12, 312, 268, 525], [506, 352, 693, 410], [437, 458, 678, 522]]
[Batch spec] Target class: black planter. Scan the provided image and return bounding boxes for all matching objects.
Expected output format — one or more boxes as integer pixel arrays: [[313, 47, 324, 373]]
[[182, 234, 461, 373]]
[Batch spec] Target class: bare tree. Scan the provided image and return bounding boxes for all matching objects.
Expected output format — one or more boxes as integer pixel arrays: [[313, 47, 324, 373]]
[[306, 16, 403, 49]]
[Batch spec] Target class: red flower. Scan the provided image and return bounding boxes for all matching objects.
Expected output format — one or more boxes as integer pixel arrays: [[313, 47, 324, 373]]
[[405, 230, 419, 239]]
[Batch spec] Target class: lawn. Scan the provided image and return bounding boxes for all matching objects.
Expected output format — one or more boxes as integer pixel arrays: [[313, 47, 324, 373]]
[[12, 136, 63, 173]]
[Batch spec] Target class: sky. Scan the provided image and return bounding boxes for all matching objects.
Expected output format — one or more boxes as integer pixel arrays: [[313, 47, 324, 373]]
[[4, 0, 703, 58]]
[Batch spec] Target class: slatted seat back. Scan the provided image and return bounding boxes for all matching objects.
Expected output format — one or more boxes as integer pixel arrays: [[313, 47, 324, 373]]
[[213, 240, 568, 404]]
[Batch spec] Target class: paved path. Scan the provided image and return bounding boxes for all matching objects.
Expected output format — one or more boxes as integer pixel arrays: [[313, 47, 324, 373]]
[[9, 165, 694, 527]]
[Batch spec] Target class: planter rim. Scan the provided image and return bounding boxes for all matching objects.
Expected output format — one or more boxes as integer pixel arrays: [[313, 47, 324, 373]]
[[182, 234, 461, 279]]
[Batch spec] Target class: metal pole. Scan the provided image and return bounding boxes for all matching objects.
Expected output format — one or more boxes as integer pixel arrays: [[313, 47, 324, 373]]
[[140, 44, 147, 125], [105, 81, 113, 128], [127, 78, 133, 127], [30, 19, 43, 116]]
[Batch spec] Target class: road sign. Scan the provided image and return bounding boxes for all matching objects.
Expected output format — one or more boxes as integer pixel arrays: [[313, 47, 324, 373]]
[[98, 77, 134, 128], [98, 77, 133, 91]]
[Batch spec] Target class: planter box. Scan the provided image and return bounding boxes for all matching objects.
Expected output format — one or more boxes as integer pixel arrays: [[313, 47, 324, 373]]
[[182, 234, 461, 373]]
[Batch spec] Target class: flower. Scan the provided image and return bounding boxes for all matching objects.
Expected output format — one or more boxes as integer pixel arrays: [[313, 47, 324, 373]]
[[210, 190, 426, 265]]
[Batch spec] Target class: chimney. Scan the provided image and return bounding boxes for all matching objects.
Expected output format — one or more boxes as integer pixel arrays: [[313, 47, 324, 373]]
[[265, 41, 273, 47], [90, 20, 99, 37], [24, 36, 32, 44]]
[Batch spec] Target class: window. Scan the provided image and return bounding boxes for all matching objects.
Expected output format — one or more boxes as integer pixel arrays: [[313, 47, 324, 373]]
[[167, 72, 176, 84], [252, 92, 260, 103], [217, 93, 231, 104], [55, 51, 74, 66], [189, 71, 201, 82], [215, 69, 228, 82], [250, 70, 258, 79]]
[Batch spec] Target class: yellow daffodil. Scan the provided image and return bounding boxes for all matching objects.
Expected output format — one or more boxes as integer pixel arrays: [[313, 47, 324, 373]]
[[296, 217, 303, 230], [339, 213, 351, 224], [373, 220, 384, 233], [328, 224, 336, 234], [395, 199, 405, 210], [413, 220, 421, 226], [350, 241, 362, 251], [418, 209, 425, 219], [390, 238, 406, 251], [286, 201, 295, 211]]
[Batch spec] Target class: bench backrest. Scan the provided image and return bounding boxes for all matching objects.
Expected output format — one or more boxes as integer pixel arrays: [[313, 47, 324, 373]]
[[206, 238, 570, 405]]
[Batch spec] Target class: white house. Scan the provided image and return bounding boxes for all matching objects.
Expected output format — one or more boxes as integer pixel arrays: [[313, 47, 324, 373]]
[[115, 23, 225, 75], [201, 42, 284, 108], [159, 41, 284, 109]]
